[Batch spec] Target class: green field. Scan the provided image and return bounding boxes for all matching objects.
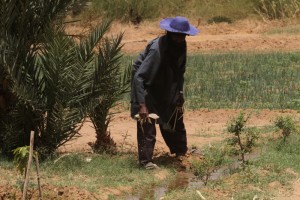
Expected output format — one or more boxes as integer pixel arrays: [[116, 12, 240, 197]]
[[123, 52, 300, 110]]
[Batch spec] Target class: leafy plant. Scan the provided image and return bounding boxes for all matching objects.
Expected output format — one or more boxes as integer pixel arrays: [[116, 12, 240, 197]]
[[227, 112, 258, 164], [191, 145, 226, 185], [274, 115, 298, 141], [88, 38, 131, 154], [0, 1, 126, 157], [207, 16, 233, 24], [12, 146, 30, 176], [0, 0, 73, 156]]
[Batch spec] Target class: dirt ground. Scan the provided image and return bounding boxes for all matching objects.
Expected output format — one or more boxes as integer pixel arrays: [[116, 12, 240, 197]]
[[60, 19, 300, 199]]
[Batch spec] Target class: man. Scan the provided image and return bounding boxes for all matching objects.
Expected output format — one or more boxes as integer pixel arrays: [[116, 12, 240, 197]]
[[131, 16, 200, 169]]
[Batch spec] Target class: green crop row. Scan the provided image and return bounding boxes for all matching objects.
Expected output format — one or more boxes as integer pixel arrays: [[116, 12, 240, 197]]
[[185, 52, 300, 109], [122, 52, 300, 110]]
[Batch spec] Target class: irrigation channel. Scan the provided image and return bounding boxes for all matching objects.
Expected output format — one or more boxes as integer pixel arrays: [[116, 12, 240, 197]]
[[125, 152, 260, 200]]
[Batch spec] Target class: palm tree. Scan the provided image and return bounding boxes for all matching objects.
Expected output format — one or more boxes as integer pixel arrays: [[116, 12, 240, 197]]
[[89, 39, 130, 153], [0, 0, 73, 155], [0, 0, 129, 157]]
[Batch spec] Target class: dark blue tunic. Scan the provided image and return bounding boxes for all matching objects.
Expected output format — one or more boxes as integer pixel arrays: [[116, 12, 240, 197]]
[[130, 35, 186, 123]]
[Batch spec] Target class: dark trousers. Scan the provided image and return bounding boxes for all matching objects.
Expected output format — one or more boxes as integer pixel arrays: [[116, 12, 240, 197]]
[[137, 115, 187, 165]]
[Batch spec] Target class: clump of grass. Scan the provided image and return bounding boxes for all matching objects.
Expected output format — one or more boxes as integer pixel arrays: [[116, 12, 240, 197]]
[[41, 153, 171, 193], [86, 0, 160, 23], [207, 16, 233, 24], [191, 145, 227, 185], [227, 112, 259, 164], [274, 115, 298, 141]]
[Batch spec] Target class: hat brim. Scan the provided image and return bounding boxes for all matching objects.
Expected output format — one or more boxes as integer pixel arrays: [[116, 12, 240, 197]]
[[160, 18, 200, 36]]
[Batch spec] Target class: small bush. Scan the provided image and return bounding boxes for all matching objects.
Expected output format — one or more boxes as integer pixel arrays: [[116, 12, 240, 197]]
[[90, 0, 160, 24], [191, 145, 227, 185], [227, 112, 259, 164], [274, 115, 298, 141], [207, 16, 233, 24]]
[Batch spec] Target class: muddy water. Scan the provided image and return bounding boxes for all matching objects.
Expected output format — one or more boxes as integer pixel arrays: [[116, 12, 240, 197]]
[[126, 172, 203, 200], [126, 152, 260, 200]]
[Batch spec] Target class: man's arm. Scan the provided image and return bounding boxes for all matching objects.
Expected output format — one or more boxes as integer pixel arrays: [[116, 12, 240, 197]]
[[133, 48, 161, 118]]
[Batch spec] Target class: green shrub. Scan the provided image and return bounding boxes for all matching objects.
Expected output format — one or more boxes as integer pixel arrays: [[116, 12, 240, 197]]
[[90, 0, 160, 23], [227, 112, 259, 164], [191, 145, 227, 185], [207, 16, 233, 24], [274, 115, 298, 141], [1, 1, 126, 157]]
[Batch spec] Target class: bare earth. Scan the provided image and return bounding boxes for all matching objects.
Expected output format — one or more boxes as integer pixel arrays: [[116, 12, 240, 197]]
[[63, 19, 300, 199]]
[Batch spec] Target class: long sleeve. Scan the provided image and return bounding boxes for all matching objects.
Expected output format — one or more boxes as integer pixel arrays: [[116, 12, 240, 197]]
[[178, 57, 186, 92], [133, 48, 161, 104]]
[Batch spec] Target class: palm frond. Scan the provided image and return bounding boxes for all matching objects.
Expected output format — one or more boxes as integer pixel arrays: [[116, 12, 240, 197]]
[[77, 20, 112, 63], [94, 33, 124, 85], [44, 101, 82, 151], [40, 29, 80, 108], [70, 23, 115, 107]]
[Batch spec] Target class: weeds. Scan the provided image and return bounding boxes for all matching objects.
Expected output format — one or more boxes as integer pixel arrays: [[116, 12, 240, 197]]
[[227, 112, 258, 164], [119, 131, 134, 153], [191, 145, 227, 185], [12, 146, 30, 176], [274, 115, 298, 141], [2, 132, 300, 199], [88, 0, 159, 23], [207, 16, 233, 24]]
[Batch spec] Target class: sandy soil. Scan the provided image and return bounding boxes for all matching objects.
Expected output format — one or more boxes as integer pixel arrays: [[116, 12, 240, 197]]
[[63, 19, 300, 199]]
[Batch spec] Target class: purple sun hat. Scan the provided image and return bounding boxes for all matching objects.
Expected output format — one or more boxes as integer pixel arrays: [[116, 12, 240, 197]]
[[160, 16, 200, 36]]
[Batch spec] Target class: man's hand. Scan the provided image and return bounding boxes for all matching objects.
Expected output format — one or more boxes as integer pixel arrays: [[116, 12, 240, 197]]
[[139, 103, 149, 119], [176, 91, 185, 107]]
